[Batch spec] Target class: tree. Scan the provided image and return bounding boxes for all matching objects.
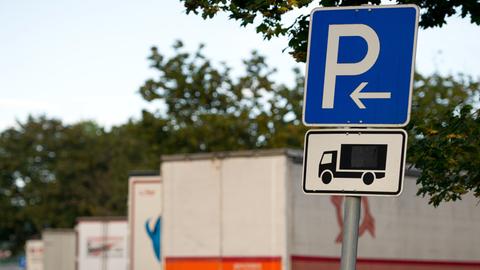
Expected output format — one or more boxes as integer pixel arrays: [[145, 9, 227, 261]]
[[408, 74, 480, 206], [0, 116, 63, 251], [179, 0, 480, 62], [139, 41, 306, 152], [0, 116, 160, 252]]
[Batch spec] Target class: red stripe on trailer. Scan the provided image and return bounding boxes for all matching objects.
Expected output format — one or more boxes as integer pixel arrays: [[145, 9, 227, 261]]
[[291, 255, 480, 269], [165, 256, 282, 262]]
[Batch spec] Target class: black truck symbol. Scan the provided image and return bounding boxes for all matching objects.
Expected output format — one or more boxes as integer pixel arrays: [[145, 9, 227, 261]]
[[318, 144, 388, 185]]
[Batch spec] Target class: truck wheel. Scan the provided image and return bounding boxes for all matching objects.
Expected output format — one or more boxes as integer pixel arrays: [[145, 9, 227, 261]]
[[362, 172, 375, 185], [321, 171, 333, 184]]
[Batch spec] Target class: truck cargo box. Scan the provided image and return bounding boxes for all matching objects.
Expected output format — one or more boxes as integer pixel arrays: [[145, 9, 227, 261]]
[[161, 149, 480, 270], [128, 173, 162, 270], [42, 229, 75, 270], [25, 240, 43, 270], [76, 217, 128, 270]]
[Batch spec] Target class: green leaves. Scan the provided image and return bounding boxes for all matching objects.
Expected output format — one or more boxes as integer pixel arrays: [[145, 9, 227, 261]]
[[0, 117, 158, 252], [179, 0, 480, 62], [139, 41, 307, 152], [407, 74, 480, 206]]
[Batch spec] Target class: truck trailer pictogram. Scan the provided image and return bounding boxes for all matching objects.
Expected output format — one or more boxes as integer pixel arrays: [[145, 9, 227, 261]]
[[318, 144, 388, 185]]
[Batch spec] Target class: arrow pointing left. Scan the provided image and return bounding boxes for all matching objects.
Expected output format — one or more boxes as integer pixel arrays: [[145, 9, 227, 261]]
[[350, 82, 391, 109]]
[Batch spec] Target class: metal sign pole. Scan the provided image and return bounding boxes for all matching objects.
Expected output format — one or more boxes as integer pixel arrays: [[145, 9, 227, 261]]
[[340, 196, 361, 270]]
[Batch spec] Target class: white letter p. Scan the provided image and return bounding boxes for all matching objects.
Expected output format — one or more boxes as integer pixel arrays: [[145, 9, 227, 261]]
[[322, 24, 380, 109]]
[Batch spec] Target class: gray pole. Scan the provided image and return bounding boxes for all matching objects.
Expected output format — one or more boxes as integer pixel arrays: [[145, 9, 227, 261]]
[[340, 196, 361, 270]]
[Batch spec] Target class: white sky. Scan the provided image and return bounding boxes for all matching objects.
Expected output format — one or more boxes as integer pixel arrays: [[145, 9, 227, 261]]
[[0, 0, 479, 131]]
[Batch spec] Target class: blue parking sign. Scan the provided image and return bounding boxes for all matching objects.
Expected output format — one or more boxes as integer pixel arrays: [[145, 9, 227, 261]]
[[303, 5, 419, 126]]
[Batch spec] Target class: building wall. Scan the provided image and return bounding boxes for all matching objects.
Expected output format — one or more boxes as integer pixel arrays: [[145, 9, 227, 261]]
[[42, 230, 75, 270], [162, 155, 289, 270]]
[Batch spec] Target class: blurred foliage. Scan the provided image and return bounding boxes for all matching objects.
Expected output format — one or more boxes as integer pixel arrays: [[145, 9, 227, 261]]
[[408, 74, 480, 206], [139, 41, 307, 151], [179, 0, 480, 62], [0, 118, 155, 252], [0, 42, 479, 252]]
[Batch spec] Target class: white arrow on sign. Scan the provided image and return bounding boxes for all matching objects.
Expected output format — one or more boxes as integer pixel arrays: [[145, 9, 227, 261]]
[[350, 82, 391, 109]]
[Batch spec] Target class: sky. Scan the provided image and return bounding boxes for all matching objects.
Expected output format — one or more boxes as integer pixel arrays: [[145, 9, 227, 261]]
[[0, 0, 479, 131]]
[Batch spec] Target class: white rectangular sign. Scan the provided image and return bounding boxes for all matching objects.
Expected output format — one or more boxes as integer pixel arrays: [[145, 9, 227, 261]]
[[303, 129, 407, 196]]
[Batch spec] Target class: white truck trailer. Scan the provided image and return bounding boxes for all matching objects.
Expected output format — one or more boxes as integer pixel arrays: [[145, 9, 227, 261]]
[[25, 240, 43, 270], [128, 172, 162, 270], [75, 217, 128, 270], [42, 229, 75, 270], [161, 149, 480, 270]]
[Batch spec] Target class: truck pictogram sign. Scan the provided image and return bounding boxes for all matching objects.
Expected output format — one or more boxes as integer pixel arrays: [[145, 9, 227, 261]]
[[303, 129, 407, 196]]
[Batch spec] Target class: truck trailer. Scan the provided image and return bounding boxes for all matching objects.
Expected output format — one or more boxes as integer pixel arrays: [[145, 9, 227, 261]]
[[128, 172, 162, 270], [75, 217, 128, 270], [25, 240, 43, 270], [42, 229, 75, 270], [161, 149, 480, 270]]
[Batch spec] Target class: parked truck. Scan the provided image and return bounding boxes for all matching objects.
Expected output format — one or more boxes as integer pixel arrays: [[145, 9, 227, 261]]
[[128, 172, 162, 270], [42, 229, 75, 270], [76, 217, 128, 270], [25, 240, 43, 270], [161, 149, 480, 270]]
